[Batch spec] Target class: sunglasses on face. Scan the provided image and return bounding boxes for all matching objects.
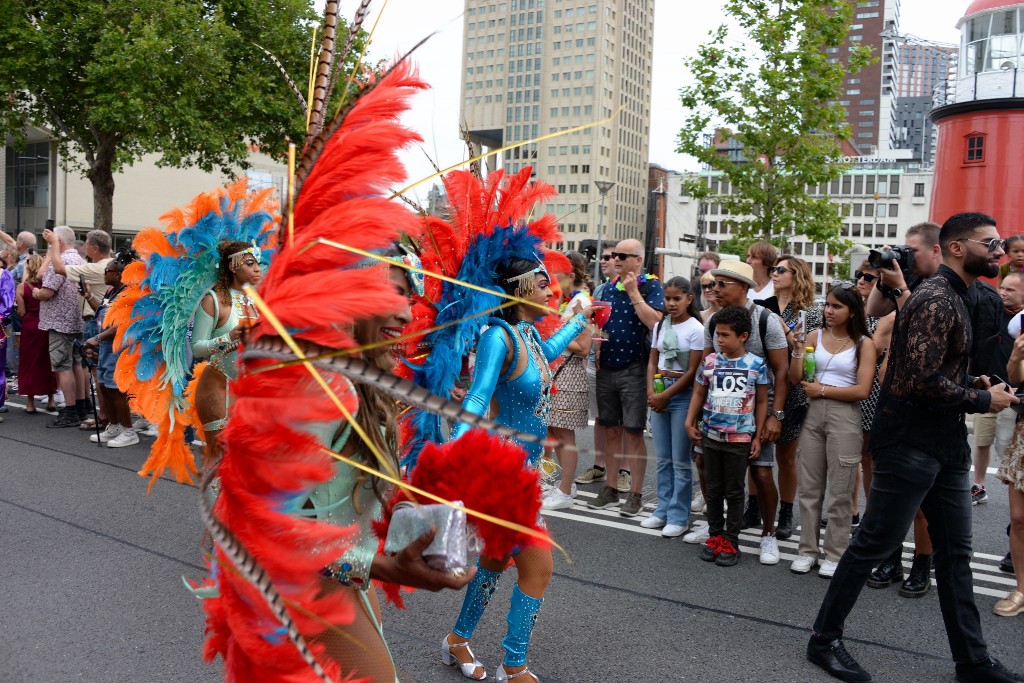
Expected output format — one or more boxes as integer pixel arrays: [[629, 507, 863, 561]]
[[830, 281, 856, 291], [854, 270, 878, 283], [957, 237, 1005, 254], [769, 266, 791, 275], [612, 252, 641, 261], [600, 255, 613, 261], [701, 282, 716, 291], [712, 279, 740, 289]]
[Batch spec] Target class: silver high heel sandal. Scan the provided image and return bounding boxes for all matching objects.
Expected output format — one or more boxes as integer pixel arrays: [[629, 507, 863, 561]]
[[441, 635, 487, 680], [495, 664, 540, 682]]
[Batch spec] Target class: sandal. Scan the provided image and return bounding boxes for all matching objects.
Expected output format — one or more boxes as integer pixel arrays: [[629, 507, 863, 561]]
[[441, 635, 486, 680], [496, 665, 540, 682], [79, 418, 108, 431]]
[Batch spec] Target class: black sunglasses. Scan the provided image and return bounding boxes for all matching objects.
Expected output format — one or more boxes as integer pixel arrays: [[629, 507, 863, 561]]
[[701, 282, 716, 291], [769, 266, 791, 275], [600, 254, 613, 261], [612, 252, 641, 261], [829, 281, 856, 291], [854, 270, 878, 283]]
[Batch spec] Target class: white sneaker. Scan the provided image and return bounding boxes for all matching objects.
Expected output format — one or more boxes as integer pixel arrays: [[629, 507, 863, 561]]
[[819, 559, 838, 578], [107, 429, 140, 448], [683, 522, 710, 544], [640, 516, 666, 529], [140, 424, 159, 437], [691, 492, 706, 514], [90, 424, 122, 444], [759, 536, 780, 565], [570, 482, 578, 498], [662, 524, 688, 538], [791, 555, 817, 574], [132, 416, 148, 430], [54, 390, 66, 408], [541, 488, 575, 511], [616, 470, 632, 493]]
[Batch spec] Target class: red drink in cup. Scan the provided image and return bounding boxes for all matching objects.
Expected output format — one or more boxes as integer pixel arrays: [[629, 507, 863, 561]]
[[591, 300, 611, 341]]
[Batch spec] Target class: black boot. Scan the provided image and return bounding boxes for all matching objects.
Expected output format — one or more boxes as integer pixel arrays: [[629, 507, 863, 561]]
[[898, 553, 932, 598], [867, 547, 905, 588], [47, 408, 81, 429], [776, 501, 794, 540], [742, 495, 761, 530], [999, 551, 1014, 574], [807, 637, 873, 682], [955, 656, 1024, 683]]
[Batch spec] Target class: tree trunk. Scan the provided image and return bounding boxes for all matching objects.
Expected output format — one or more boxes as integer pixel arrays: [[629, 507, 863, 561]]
[[86, 134, 117, 234]]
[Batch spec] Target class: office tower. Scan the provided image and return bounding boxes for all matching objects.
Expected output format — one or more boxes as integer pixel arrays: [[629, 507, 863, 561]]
[[459, 0, 655, 251]]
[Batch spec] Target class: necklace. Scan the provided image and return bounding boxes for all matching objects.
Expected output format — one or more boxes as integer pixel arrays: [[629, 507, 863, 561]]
[[827, 327, 851, 343]]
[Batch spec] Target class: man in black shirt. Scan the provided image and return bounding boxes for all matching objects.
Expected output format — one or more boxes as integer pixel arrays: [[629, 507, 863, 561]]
[[807, 213, 1022, 683]]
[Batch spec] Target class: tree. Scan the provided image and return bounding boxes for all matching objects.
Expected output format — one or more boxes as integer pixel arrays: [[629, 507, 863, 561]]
[[677, 0, 874, 254], [0, 0, 363, 233]]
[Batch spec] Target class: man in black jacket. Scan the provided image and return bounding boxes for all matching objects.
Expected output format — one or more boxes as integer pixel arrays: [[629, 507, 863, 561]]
[[807, 213, 1022, 683]]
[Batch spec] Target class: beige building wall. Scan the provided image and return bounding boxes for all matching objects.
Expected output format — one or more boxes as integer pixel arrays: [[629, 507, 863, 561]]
[[54, 149, 287, 236], [459, 0, 654, 252]]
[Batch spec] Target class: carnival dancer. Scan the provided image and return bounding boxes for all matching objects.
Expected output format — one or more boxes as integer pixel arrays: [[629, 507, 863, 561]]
[[444, 255, 590, 682], [107, 182, 277, 489], [190, 240, 261, 463]]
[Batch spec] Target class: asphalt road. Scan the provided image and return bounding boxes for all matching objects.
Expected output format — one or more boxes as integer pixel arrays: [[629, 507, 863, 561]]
[[1, 399, 1021, 683]]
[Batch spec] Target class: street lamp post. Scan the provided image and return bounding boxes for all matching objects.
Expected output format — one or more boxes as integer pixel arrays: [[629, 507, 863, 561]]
[[592, 180, 616, 283]]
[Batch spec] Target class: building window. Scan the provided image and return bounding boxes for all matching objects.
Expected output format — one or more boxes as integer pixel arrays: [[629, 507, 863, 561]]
[[914, 182, 925, 197], [965, 133, 986, 164]]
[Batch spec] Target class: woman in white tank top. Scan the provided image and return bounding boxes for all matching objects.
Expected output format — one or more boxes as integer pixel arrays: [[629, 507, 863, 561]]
[[787, 284, 876, 578]]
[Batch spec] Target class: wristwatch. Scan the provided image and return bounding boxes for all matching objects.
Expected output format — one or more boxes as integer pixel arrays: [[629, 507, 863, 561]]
[[772, 410, 786, 421], [891, 287, 904, 298]]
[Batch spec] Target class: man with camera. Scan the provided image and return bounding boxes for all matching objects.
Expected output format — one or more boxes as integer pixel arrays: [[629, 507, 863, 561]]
[[808, 213, 1023, 683], [865, 221, 943, 318]]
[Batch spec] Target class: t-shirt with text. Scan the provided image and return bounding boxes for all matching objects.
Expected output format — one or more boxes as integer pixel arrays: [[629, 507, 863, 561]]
[[695, 352, 770, 442]]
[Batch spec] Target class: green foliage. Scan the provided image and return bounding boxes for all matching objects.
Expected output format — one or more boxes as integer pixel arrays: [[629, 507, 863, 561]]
[[832, 259, 851, 283], [716, 233, 790, 259], [0, 0, 366, 230], [678, 0, 873, 254]]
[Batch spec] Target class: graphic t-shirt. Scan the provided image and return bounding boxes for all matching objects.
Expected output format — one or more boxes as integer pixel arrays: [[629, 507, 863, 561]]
[[695, 352, 769, 442]]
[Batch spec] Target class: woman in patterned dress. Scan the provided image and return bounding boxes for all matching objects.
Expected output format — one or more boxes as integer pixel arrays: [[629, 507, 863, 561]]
[[772, 256, 822, 539]]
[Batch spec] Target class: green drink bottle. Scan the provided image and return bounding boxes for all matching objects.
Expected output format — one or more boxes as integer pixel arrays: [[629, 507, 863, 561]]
[[803, 347, 816, 382], [653, 374, 666, 393]]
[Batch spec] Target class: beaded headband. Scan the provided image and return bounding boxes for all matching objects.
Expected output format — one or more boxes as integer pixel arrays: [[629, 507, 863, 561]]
[[229, 241, 261, 268], [501, 254, 548, 297]]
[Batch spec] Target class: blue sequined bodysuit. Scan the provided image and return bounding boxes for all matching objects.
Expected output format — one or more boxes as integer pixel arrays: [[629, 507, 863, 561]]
[[452, 314, 587, 466]]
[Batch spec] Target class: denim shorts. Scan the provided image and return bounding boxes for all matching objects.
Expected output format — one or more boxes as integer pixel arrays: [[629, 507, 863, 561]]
[[97, 341, 118, 390]]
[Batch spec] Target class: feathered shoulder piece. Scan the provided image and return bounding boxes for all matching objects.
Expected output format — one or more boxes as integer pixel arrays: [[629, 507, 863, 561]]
[[108, 179, 277, 489], [199, 56, 430, 683], [399, 167, 561, 468]]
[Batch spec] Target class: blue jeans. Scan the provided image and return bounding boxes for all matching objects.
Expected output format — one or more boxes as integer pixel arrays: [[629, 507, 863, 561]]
[[812, 444, 989, 664], [649, 382, 693, 527]]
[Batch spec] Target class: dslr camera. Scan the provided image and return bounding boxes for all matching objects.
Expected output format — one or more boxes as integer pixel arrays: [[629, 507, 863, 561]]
[[868, 245, 915, 276]]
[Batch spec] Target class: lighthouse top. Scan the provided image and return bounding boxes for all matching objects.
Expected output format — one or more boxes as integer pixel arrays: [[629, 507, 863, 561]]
[[960, 0, 1021, 26]]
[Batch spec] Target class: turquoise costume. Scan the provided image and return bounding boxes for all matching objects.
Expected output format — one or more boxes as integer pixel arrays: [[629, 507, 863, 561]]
[[190, 288, 253, 432], [452, 313, 587, 668], [452, 314, 588, 466]]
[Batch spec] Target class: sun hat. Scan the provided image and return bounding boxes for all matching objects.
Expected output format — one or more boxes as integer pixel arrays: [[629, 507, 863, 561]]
[[709, 260, 757, 288]]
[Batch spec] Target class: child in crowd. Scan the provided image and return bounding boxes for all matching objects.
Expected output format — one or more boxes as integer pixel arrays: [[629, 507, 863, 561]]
[[686, 305, 769, 566], [82, 248, 138, 448], [1000, 235, 1024, 281], [642, 276, 704, 537]]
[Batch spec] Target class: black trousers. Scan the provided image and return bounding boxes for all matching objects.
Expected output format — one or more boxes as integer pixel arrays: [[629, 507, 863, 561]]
[[812, 444, 989, 665], [702, 437, 752, 545]]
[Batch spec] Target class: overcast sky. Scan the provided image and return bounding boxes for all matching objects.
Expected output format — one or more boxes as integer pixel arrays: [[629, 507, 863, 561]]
[[329, 0, 967, 204]]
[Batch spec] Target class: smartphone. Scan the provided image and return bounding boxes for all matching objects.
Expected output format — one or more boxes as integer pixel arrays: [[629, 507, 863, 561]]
[[797, 310, 807, 343]]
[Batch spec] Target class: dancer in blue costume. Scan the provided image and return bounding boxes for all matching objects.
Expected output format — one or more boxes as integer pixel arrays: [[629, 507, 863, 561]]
[[443, 255, 591, 683]]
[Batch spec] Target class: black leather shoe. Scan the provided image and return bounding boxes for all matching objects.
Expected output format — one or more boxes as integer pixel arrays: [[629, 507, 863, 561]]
[[899, 553, 932, 598], [807, 637, 873, 682], [999, 551, 1014, 574], [867, 548, 904, 589], [776, 503, 794, 540], [955, 657, 1024, 683], [742, 495, 761, 530]]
